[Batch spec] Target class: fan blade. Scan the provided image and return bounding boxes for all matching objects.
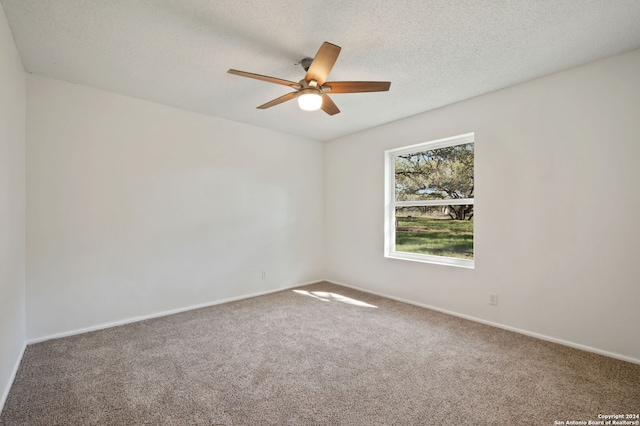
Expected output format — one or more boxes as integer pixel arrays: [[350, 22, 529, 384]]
[[257, 92, 298, 109], [305, 42, 341, 86], [320, 94, 340, 116], [228, 69, 302, 89], [323, 81, 391, 93]]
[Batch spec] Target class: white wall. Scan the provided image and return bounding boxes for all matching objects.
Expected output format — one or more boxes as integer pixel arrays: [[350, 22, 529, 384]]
[[325, 49, 640, 362], [0, 1, 26, 410], [26, 75, 324, 341]]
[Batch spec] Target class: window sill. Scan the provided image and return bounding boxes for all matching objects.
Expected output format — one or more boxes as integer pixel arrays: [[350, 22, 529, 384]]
[[385, 251, 475, 269]]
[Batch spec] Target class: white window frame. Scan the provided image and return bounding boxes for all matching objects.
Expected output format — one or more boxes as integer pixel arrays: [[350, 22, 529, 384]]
[[384, 133, 475, 269]]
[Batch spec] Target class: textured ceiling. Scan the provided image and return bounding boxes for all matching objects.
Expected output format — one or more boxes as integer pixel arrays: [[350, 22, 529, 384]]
[[2, 0, 640, 141]]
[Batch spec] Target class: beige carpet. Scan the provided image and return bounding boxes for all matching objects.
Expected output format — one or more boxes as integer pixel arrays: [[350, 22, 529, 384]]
[[1, 282, 638, 425]]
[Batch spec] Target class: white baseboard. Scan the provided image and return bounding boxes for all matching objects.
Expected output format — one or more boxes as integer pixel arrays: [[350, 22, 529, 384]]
[[324, 279, 640, 365], [27, 280, 323, 345], [0, 341, 26, 414]]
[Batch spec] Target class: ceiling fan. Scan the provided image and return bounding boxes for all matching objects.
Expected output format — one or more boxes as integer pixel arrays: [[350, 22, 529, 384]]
[[227, 42, 390, 116]]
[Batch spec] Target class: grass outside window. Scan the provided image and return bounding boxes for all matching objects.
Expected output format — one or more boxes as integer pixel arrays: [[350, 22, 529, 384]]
[[395, 210, 473, 260]]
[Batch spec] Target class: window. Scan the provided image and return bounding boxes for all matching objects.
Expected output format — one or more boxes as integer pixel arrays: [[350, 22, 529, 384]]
[[384, 133, 474, 268]]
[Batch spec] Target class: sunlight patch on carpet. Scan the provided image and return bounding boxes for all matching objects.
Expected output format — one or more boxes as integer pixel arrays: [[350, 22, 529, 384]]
[[293, 290, 378, 308]]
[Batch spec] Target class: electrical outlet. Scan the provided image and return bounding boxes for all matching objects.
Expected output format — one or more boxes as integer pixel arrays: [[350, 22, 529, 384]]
[[489, 294, 498, 305], [261, 271, 268, 280]]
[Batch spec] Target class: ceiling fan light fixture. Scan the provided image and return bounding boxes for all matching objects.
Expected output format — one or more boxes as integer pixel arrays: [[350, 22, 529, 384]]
[[297, 88, 323, 111], [228, 41, 390, 116]]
